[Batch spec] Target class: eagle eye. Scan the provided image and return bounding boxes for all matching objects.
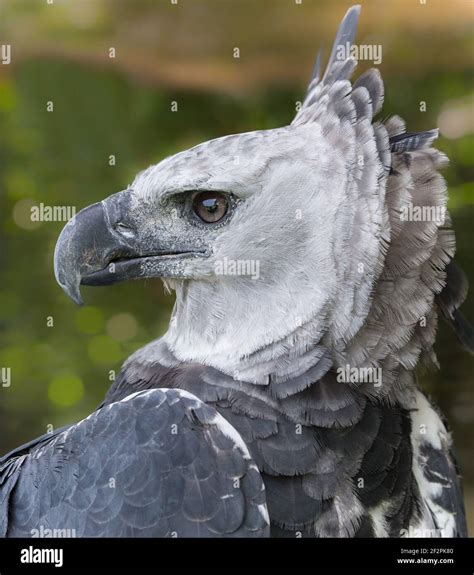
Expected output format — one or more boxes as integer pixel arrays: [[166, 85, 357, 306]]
[[192, 191, 229, 223]]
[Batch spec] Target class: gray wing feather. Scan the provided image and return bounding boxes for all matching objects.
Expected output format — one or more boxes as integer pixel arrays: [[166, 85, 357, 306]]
[[1, 389, 269, 538]]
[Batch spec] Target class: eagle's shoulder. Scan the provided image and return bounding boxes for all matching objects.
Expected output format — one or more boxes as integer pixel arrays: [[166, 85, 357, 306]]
[[2, 388, 269, 537]]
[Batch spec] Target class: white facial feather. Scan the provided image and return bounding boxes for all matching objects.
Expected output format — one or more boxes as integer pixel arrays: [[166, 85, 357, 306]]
[[137, 123, 356, 375]]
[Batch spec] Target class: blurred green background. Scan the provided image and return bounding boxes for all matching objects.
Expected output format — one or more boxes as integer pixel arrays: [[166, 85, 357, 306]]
[[0, 0, 473, 532]]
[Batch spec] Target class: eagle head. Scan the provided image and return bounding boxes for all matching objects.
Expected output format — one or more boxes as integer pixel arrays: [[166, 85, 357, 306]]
[[55, 5, 466, 386]]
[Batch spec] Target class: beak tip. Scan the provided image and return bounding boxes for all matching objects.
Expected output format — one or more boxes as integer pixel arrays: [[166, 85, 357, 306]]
[[55, 271, 84, 306], [54, 233, 84, 306], [64, 282, 84, 306], [72, 293, 84, 307]]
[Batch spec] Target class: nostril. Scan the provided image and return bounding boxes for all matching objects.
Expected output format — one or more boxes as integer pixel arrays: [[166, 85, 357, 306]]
[[114, 222, 136, 239]]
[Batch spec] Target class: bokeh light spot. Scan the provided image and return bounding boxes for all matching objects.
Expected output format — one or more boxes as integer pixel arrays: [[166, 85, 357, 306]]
[[438, 96, 474, 140], [12, 199, 42, 230], [106, 312, 138, 342], [0, 346, 28, 378], [87, 335, 122, 364], [48, 373, 84, 407]]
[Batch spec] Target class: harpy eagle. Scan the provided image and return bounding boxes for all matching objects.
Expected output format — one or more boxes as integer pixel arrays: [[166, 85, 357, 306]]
[[1, 5, 471, 538]]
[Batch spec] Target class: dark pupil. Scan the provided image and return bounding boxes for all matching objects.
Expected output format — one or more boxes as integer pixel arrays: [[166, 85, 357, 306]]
[[193, 191, 228, 223], [202, 198, 219, 213]]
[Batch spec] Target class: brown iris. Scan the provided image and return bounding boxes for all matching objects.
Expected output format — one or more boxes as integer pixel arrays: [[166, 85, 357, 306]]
[[192, 191, 229, 223]]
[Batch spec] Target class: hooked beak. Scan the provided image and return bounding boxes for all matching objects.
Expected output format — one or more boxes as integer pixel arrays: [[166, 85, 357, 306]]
[[54, 189, 206, 305]]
